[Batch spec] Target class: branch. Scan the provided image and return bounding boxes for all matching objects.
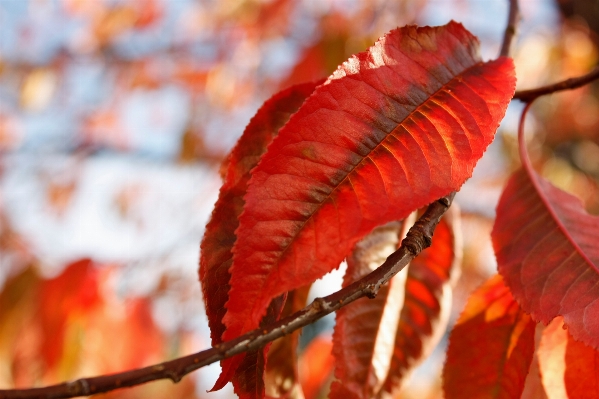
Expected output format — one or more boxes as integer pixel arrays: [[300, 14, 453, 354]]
[[0, 193, 455, 399], [513, 65, 599, 102], [499, 0, 520, 58]]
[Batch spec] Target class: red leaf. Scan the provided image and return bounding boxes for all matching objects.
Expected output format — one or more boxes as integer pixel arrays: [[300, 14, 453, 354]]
[[200, 82, 319, 394], [538, 318, 599, 399], [443, 275, 536, 399], [264, 285, 311, 398], [223, 21, 515, 343], [229, 293, 287, 399], [565, 332, 599, 398], [199, 81, 319, 347], [331, 219, 410, 399], [331, 208, 459, 399], [493, 105, 599, 348], [382, 207, 461, 394]]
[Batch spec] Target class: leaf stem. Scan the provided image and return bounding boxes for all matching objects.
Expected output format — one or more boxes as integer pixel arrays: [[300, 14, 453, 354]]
[[513, 65, 599, 102], [0, 194, 454, 399], [517, 101, 535, 169], [499, 0, 520, 58]]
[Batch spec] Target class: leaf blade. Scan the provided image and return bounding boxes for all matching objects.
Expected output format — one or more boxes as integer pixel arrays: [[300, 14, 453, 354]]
[[493, 167, 599, 348], [443, 275, 536, 399], [199, 81, 320, 347], [382, 207, 461, 395], [331, 220, 409, 399], [224, 21, 516, 343]]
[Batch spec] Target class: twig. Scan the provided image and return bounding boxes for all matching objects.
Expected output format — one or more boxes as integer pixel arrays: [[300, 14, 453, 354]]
[[499, 0, 520, 58], [0, 193, 455, 399], [513, 66, 599, 102]]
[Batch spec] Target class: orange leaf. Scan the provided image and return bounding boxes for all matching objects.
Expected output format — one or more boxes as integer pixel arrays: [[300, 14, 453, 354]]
[[443, 275, 536, 399], [299, 336, 335, 399], [331, 209, 460, 399]]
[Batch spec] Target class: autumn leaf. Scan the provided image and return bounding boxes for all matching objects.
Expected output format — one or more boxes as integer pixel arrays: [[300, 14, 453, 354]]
[[223, 21, 515, 351], [264, 285, 312, 399], [493, 104, 599, 349], [199, 81, 320, 347], [0, 267, 40, 387], [331, 219, 411, 399], [538, 318, 599, 399], [382, 206, 461, 395], [329, 208, 460, 399], [229, 293, 286, 399], [443, 275, 536, 399], [199, 82, 319, 394]]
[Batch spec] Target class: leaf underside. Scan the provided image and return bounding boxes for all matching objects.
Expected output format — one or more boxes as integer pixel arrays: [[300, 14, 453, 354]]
[[443, 275, 536, 399], [223, 21, 516, 345], [493, 168, 599, 349], [331, 221, 407, 399], [264, 285, 312, 398], [331, 209, 459, 399], [382, 208, 461, 395]]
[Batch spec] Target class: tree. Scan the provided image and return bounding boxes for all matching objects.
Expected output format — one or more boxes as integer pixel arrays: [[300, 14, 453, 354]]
[[1, 1, 599, 398]]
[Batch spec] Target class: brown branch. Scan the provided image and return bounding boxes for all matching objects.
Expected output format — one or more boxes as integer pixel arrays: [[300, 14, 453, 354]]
[[499, 0, 520, 58], [0, 193, 455, 399], [513, 65, 599, 102]]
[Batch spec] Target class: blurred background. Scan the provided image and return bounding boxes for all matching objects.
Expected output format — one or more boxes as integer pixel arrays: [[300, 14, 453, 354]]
[[0, 0, 597, 398]]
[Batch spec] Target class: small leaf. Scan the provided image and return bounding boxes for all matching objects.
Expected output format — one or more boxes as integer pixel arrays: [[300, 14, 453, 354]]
[[224, 21, 516, 344], [331, 208, 459, 399], [229, 293, 287, 399], [443, 275, 536, 399], [493, 166, 599, 348]]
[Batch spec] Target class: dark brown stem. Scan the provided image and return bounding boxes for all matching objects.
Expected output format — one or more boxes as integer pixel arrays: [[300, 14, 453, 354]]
[[499, 0, 520, 58], [513, 66, 599, 102], [0, 193, 455, 399]]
